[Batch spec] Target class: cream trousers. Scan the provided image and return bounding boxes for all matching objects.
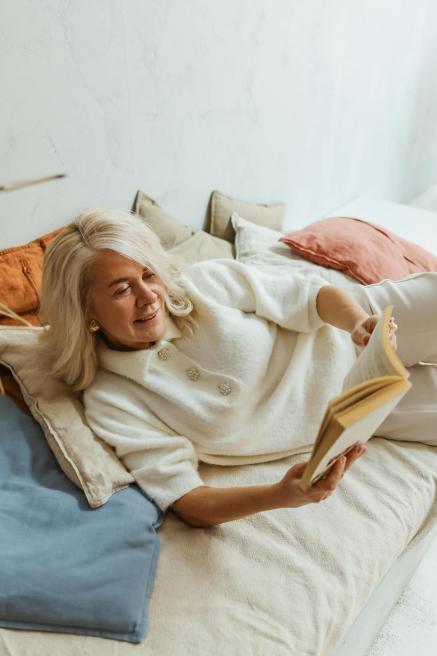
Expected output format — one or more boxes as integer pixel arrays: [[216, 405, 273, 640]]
[[349, 271, 437, 445]]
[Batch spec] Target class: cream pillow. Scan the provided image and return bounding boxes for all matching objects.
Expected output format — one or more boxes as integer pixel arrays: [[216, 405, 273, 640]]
[[232, 212, 291, 264], [231, 212, 361, 291], [0, 327, 134, 508], [169, 230, 234, 266], [133, 190, 195, 248], [132, 189, 234, 264], [209, 190, 285, 243]]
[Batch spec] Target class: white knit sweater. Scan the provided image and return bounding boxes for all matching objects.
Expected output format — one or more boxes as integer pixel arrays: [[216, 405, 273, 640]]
[[83, 259, 359, 512]]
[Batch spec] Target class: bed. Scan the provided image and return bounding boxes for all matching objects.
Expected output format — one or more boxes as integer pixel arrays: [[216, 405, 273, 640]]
[[1, 194, 437, 656]]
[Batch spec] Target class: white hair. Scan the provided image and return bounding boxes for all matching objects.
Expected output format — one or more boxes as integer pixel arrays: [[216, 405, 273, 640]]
[[39, 208, 197, 391]]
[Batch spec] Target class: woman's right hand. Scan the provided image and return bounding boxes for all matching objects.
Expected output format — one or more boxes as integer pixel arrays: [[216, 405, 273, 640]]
[[276, 444, 367, 508]]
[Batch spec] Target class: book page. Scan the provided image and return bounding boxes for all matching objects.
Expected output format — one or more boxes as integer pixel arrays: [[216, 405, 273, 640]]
[[342, 305, 408, 391], [302, 383, 410, 489], [313, 376, 401, 452]]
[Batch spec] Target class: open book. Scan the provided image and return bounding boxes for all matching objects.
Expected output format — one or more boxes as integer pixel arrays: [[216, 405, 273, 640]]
[[299, 305, 412, 492]]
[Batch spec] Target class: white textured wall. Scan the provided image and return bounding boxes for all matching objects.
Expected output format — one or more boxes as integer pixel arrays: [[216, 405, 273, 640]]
[[1, 0, 437, 248]]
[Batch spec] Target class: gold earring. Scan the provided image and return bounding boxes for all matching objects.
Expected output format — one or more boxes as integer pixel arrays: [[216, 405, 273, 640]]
[[89, 319, 100, 333], [165, 294, 193, 317]]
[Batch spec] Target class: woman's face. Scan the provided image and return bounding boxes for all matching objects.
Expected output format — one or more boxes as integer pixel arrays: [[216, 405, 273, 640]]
[[87, 249, 167, 351]]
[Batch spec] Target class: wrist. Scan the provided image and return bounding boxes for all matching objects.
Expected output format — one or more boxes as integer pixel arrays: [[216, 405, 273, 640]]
[[269, 481, 287, 509], [348, 309, 369, 334], [317, 286, 368, 333]]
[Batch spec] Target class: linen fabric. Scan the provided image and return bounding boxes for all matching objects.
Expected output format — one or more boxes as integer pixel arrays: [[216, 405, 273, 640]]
[[133, 190, 196, 248], [0, 394, 162, 643], [168, 227, 234, 265], [208, 189, 285, 242], [83, 259, 362, 512], [0, 327, 134, 508], [279, 216, 437, 284]]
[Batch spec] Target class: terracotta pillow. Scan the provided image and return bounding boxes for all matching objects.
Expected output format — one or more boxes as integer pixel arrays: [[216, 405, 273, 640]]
[[279, 216, 437, 284], [0, 227, 62, 327], [0, 228, 62, 413]]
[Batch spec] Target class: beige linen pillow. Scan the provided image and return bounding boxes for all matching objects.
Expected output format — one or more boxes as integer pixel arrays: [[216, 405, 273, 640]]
[[0, 327, 134, 508], [169, 230, 234, 266], [132, 190, 195, 248], [209, 190, 285, 243], [132, 189, 234, 264]]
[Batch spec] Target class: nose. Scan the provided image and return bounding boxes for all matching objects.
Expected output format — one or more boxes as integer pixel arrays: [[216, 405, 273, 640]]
[[135, 281, 158, 307]]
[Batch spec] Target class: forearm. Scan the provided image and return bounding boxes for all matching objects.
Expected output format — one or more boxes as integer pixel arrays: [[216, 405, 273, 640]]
[[170, 483, 283, 528], [170, 447, 368, 527], [316, 285, 368, 332]]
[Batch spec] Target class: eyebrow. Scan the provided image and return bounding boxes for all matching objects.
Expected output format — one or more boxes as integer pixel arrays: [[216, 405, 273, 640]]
[[107, 267, 150, 288]]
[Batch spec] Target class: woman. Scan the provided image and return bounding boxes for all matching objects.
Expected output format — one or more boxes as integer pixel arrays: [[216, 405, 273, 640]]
[[40, 209, 437, 528]]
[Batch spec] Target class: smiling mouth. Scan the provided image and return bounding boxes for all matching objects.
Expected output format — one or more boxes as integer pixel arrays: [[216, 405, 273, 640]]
[[134, 308, 160, 323]]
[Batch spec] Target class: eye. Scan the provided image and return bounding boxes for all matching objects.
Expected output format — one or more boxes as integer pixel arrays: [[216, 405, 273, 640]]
[[143, 270, 155, 279], [115, 285, 131, 296]]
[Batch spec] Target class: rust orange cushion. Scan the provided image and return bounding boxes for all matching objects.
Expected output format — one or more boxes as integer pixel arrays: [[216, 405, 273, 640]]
[[279, 216, 437, 285], [0, 227, 62, 327], [0, 227, 62, 411]]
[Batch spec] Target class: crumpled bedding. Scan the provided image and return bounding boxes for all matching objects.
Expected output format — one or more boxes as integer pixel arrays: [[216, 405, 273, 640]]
[[1, 435, 437, 656]]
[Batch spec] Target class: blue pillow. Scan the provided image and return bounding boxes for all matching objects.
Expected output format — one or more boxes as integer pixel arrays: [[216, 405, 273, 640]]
[[0, 394, 164, 643]]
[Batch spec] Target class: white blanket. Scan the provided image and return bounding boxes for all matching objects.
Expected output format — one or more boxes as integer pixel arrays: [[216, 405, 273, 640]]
[[1, 437, 437, 656]]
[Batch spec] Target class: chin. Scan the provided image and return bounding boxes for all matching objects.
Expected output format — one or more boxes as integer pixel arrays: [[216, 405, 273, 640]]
[[133, 315, 165, 341]]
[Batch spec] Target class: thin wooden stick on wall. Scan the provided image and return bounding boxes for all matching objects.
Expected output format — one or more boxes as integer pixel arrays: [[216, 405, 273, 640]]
[[0, 174, 66, 192]]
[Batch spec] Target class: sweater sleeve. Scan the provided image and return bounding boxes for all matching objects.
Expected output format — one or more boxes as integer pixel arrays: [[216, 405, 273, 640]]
[[83, 373, 206, 513], [181, 259, 330, 333]]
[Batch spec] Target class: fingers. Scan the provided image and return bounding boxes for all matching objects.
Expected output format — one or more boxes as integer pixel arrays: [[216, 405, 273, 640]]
[[353, 325, 372, 347], [388, 317, 398, 332], [388, 316, 398, 350], [313, 457, 345, 498], [312, 444, 367, 502], [352, 314, 380, 347], [291, 461, 309, 476], [343, 443, 367, 471], [290, 445, 367, 506]]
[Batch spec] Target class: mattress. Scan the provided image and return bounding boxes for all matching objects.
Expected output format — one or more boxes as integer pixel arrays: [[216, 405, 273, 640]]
[[1, 195, 437, 656]]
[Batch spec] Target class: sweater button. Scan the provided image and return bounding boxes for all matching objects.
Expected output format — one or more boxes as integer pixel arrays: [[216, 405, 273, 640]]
[[157, 347, 170, 361], [218, 382, 232, 396], [186, 367, 200, 381]]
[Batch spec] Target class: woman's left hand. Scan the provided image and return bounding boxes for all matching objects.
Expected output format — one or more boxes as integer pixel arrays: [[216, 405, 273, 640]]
[[351, 314, 378, 347], [351, 314, 398, 350]]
